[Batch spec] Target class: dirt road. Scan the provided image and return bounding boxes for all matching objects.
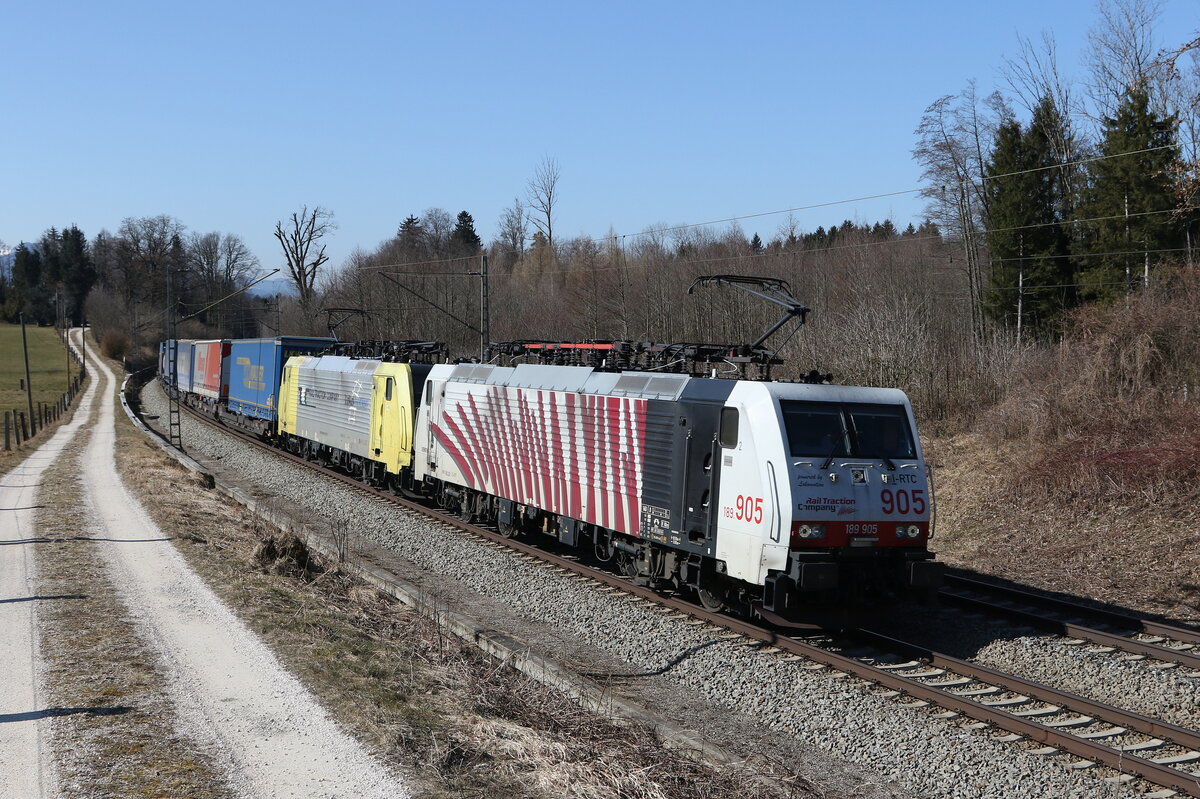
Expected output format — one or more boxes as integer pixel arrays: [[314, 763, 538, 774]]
[[0, 331, 408, 799]]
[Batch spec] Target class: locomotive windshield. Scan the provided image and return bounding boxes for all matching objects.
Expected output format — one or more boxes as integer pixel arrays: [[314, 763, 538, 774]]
[[780, 401, 916, 460]]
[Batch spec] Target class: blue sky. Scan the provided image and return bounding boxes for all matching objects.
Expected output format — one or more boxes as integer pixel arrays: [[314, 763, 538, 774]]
[[2, 0, 1196, 273]]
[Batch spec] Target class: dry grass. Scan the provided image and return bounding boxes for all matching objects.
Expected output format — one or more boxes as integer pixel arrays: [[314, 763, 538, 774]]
[[33, 416, 235, 799], [926, 269, 1200, 622], [0, 370, 88, 478], [927, 430, 1200, 622], [109, 382, 826, 798]]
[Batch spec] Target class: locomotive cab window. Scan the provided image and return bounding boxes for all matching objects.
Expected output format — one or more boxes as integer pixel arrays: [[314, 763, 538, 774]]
[[847, 405, 915, 459], [719, 408, 739, 448], [385, 377, 394, 401], [781, 401, 915, 460]]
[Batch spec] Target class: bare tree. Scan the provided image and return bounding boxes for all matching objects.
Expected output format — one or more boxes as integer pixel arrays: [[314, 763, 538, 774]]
[[1086, 0, 1169, 119], [274, 206, 335, 309], [1002, 33, 1086, 219], [422, 207, 454, 257], [912, 84, 1005, 341], [189, 232, 259, 296], [117, 215, 186, 310], [220, 234, 259, 289], [494, 197, 527, 270], [1003, 31, 1080, 128], [1158, 36, 1200, 218], [526, 156, 561, 253], [188, 231, 222, 294]]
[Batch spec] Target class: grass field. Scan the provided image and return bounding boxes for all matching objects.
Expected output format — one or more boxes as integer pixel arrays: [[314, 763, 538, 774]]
[[0, 323, 78, 423]]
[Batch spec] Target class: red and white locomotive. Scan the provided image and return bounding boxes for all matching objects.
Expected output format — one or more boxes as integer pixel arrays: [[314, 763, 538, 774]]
[[414, 351, 941, 619]]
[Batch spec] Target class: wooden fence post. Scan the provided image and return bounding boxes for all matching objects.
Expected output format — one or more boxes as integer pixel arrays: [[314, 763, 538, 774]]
[[4, 411, 9, 450], [18, 411, 27, 443]]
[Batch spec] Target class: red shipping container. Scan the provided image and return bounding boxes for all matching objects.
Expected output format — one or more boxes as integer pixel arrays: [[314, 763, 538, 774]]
[[192, 340, 230, 401]]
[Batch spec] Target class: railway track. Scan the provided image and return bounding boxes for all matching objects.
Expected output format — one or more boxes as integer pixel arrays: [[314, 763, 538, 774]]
[[147, 383, 1200, 797], [941, 574, 1200, 673]]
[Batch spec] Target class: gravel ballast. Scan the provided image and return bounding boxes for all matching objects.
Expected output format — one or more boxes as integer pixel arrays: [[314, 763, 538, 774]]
[[141, 380, 1166, 798]]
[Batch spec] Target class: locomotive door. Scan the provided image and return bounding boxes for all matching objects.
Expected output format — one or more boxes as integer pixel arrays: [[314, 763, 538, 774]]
[[371, 373, 399, 471], [419, 379, 443, 471]]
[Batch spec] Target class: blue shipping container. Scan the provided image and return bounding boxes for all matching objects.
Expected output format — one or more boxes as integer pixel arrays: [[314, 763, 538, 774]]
[[175, 340, 197, 394], [226, 337, 334, 422]]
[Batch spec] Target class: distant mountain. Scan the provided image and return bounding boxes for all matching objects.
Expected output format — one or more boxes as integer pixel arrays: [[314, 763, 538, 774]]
[[247, 275, 298, 298], [0, 241, 38, 279]]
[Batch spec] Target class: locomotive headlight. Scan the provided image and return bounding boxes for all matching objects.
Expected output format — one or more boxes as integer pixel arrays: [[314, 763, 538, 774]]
[[908, 524, 921, 538], [796, 524, 826, 539], [896, 525, 922, 538]]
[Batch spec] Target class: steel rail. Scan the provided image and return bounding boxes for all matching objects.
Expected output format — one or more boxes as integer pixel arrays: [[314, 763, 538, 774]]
[[157, 386, 1200, 796], [945, 573, 1200, 646], [852, 627, 1200, 750], [941, 590, 1200, 671]]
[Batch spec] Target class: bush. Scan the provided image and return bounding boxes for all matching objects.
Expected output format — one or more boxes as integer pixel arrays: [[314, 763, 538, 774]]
[[100, 329, 130, 361], [981, 266, 1200, 509]]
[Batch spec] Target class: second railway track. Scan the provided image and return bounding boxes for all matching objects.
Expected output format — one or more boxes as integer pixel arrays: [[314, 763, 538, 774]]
[[940, 574, 1200, 673]]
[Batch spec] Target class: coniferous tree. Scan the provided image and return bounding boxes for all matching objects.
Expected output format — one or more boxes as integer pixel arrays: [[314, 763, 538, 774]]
[[5, 243, 52, 323], [449, 210, 482, 256], [1076, 87, 1186, 301], [396, 215, 427, 258], [985, 97, 1075, 333], [40, 226, 96, 326], [749, 233, 764, 253]]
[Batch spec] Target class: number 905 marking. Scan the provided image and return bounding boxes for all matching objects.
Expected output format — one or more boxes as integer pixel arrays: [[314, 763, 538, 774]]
[[880, 489, 926, 515], [724, 495, 763, 523]]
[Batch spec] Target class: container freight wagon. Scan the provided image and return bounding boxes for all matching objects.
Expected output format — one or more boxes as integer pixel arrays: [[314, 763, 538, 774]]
[[173, 340, 197, 394], [224, 337, 334, 436], [191, 339, 231, 408]]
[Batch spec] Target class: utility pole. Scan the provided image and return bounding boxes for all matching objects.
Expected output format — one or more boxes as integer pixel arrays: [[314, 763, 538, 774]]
[[20, 313, 34, 436], [1124, 193, 1132, 296], [1143, 236, 1149, 289], [479, 253, 490, 361], [1016, 234, 1024, 346]]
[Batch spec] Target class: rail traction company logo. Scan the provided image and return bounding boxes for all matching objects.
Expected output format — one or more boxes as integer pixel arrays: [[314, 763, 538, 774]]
[[803, 496, 857, 513]]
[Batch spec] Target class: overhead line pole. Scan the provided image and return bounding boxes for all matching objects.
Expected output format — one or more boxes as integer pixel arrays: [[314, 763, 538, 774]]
[[479, 253, 490, 361]]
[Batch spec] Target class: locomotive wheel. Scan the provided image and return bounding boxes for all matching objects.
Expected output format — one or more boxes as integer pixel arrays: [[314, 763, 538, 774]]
[[497, 521, 520, 539], [696, 585, 727, 613], [617, 553, 639, 579]]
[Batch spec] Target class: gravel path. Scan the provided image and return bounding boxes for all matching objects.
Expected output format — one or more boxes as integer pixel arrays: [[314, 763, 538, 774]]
[[0, 342, 97, 799], [81, 335, 407, 799], [140, 378, 1160, 798]]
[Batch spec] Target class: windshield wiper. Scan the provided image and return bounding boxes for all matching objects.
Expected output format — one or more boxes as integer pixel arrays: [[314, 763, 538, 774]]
[[881, 456, 896, 471], [820, 439, 841, 471]]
